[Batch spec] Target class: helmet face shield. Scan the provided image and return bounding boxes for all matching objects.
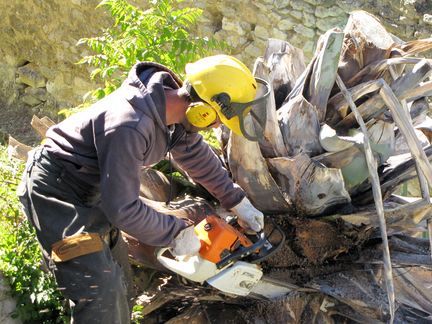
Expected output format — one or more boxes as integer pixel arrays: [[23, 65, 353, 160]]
[[211, 78, 271, 141]]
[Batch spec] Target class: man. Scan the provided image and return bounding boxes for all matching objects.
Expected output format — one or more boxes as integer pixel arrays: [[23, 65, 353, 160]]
[[18, 55, 267, 323]]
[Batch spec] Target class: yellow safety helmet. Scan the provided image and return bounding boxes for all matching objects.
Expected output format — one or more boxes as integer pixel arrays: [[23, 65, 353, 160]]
[[184, 55, 270, 141]]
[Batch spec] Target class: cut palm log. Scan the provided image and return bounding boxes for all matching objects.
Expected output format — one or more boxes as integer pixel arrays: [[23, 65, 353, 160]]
[[262, 38, 306, 109], [319, 123, 358, 152], [394, 129, 429, 155], [7, 136, 32, 160], [251, 38, 306, 157], [326, 79, 383, 126], [336, 60, 432, 129], [309, 271, 390, 322], [268, 154, 350, 216], [338, 10, 395, 84], [343, 57, 422, 89], [284, 30, 343, 122], [278, 95, 322, 157], [252, 58, 288, 158], [335, 74, 396, 322], [30, 115, 55, 139], [338, 198, 432, 232], [396, 38, 432, 56], [306, 30, 344, 121], [352, 146, 432, 204], [227, 131, 290, 212], [316, 120, 394, 193]]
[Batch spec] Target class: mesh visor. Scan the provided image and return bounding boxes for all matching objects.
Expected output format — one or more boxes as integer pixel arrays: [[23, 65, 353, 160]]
[[215, 78, 271, 141]]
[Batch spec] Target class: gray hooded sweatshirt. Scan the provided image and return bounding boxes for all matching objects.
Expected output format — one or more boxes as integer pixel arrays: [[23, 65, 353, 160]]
[[44, 62, 245, 246]]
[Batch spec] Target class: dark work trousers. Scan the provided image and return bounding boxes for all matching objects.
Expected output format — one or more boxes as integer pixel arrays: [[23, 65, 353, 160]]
[[17, 147, 131, 324]]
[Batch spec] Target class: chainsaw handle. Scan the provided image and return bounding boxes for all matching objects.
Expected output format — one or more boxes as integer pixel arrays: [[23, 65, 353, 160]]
[[156, 247, 193, 274], [156, 247, 170, 260], [156, 247, 219, 283], [216, 231, 266, 269]]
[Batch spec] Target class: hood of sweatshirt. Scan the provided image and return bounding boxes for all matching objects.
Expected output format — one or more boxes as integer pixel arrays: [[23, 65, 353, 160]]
[[120, 62, 183, 133]]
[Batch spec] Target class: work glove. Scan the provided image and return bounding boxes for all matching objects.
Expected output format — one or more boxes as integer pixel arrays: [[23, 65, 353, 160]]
[[230, 197, 264, 232], [170, 225, 201, 257]]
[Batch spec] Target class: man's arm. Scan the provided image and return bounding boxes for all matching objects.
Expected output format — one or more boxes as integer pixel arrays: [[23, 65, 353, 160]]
[[171, 131, 245, 209], [95, 126, 187, 246]]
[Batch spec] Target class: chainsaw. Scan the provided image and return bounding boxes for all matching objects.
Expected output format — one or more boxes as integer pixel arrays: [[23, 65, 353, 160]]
[[157, 214, 293, 298]]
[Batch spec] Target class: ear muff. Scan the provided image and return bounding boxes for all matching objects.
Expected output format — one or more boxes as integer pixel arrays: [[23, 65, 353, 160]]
[[186, 102, 218, 128]]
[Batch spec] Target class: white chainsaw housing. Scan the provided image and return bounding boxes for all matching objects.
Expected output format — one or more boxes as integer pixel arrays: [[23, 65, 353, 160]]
[[157, 248, 263, 296], [206, 261, 263, 296]]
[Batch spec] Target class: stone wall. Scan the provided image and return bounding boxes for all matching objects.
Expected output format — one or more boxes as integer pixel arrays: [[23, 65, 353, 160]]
[[0, 0, 109, 143], [0, 0, 431, 143]]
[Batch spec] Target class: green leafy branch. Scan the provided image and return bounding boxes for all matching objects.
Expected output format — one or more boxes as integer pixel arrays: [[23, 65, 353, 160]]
[[76, 0, 228, 102]]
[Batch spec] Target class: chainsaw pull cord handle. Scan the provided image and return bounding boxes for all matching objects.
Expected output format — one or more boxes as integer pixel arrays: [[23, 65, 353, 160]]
[[216, 231, 266, 269]]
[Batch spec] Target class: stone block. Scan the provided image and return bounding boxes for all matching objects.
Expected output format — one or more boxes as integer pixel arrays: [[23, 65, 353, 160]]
[[290, 1, 314, 13], [316, 17, 347, 32], [222, 18, 246, 35], [303, 40, 315, 58], [272, 28, 288, 41], [294, 24, 316, 39], [274, 0, 290, 9], [303, 12, 316, 27], [256, 13, 273, 28], [24, 87, 48, 102], [240, 21, 252, 32], [244, 43, 263, 59], [219, 6, 236, 18], [253, 1, 270, 12], [16, 63, 46, 88], [254, 25, 270, 39], [240, 5, 258, 24], [303, 0, 318, 4], [278, 16, 297, 31], [268, 12, 282, 24], [315, 6, 345, 18], [225, 35, 248, 48], [287, 10, 303, 20], [21, 93, 42, 106]]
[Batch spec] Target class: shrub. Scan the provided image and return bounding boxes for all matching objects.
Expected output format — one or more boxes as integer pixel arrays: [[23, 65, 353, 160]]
[[0, 147, 68, 322]]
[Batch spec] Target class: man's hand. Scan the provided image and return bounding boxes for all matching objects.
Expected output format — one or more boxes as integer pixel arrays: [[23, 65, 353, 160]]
[[170, 226, 201, 257], [230, 197, 264, 232]]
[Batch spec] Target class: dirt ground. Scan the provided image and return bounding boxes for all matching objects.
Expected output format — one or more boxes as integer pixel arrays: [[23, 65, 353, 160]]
[[0, 103, 41, 145]]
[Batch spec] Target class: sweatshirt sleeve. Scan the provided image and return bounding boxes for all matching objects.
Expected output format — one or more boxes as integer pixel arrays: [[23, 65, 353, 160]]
[[171, 131, 245, 209], [95, 126, 187, 246]]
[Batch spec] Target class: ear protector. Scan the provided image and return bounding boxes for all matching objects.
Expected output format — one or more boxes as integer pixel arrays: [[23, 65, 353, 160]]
[[185, 102, 218, 128]]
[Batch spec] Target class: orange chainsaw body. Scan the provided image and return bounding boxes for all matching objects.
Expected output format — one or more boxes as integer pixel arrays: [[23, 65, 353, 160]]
[[194, 215, 252, 263]]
